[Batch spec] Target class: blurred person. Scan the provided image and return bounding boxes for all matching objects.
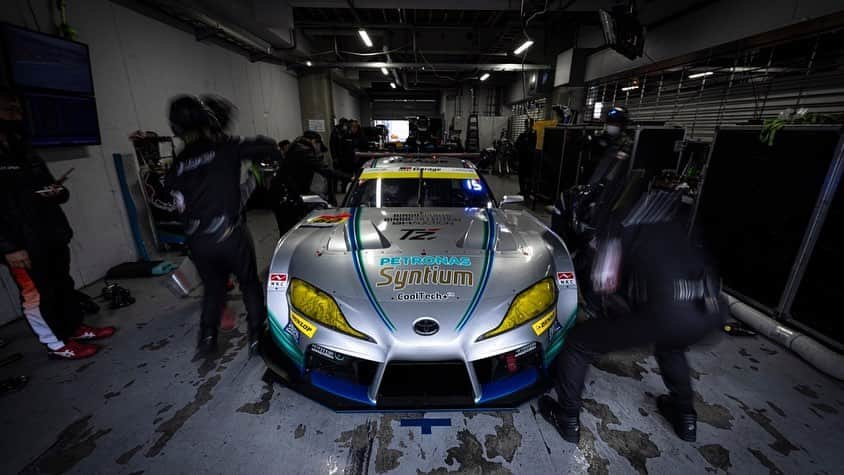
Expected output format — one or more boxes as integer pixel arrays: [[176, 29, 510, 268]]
[[515, 118, 537, 196], [278, 139, 291, 157], [339, 120, 367, 184], [165, 94, 281, 356], [269, 131, 349, 237], [0, 92, 114, 360], [539, 170, 724, 444]]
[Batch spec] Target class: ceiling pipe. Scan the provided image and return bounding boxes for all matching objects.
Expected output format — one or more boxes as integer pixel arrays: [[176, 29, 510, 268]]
[[310, 61, 551, 71], [136, 0, 298, 63], [382, 45, 402, 87]]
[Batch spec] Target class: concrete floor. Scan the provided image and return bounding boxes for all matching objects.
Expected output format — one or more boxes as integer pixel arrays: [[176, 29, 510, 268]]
[[1, 175, 843, 475]]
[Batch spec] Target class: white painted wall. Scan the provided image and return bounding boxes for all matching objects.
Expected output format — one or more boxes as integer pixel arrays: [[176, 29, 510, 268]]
[[332, 82, 361, 121], [0, 0, 301, 286], [584, 0, 844, 81]]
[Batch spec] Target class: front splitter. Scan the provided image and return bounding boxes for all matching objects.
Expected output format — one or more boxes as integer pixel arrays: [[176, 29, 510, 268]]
[[260, 330, 552, 412]]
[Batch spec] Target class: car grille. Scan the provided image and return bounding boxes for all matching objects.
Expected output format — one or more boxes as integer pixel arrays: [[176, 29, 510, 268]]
[[377, 361, 474, 408]]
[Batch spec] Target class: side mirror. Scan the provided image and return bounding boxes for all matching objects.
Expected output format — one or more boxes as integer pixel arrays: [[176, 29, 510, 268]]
[[301, 195, 332, 209], [499, 195, 525, 208]]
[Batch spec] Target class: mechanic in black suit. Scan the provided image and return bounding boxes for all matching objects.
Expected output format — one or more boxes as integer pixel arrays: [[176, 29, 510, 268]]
[[165, 95, 281, 356], [540, 168, 725, 445]]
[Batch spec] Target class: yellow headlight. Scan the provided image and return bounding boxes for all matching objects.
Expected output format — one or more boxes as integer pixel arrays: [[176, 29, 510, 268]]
[[480, 278, 557, 340], [288, 278, 373, 342]]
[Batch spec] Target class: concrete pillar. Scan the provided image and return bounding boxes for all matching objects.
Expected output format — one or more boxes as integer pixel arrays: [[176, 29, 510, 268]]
[[297, 71, 333, 142]]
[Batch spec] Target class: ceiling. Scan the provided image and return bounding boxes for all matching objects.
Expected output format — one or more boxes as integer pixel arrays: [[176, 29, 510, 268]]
[[125, 0, 720, 93]]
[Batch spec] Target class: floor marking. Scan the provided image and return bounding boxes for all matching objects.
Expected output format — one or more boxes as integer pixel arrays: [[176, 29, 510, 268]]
[[399, 418, 452, 435]]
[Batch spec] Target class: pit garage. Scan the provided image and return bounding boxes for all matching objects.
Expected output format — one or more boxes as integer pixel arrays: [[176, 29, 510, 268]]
[[1, 1, 843, 474]]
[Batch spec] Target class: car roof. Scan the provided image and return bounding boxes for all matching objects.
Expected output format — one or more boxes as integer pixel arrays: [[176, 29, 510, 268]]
[[365, 156, 475, 172]]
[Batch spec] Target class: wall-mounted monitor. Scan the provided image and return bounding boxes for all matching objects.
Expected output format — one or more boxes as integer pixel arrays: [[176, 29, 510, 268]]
[[1, 22, 100, 146]]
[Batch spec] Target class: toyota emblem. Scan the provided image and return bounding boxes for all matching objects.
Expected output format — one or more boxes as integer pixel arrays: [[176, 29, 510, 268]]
[[413, 317, 439, 336]]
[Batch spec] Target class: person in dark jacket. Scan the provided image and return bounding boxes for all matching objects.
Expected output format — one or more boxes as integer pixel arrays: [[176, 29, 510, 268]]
[[538, 167, 724, 445], [338, 120, 367, 189], [269, 131, 349, 237], [515, 118, 537, 196], [0, 93, 114, 360], [165, 94, 281, 355]]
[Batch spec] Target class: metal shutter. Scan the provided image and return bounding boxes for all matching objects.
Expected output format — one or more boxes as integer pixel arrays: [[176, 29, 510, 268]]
[[584, 29, 844, 141]]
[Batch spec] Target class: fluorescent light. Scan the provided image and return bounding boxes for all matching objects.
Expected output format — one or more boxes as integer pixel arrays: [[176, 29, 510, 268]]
[[513, 39, 534, 55], [593, 102, 603, 120], [390, 82, 396, 89], [358, 29, 373, 48], [381, 67, 389, 76], [621, 85, 638, 91], [305, 60, 312, 67], [688, 71, 714, 79], [530, 74, 536, 84], [480, 73, 490, 81]]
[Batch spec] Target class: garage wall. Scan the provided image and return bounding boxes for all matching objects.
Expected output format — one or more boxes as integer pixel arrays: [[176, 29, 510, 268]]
[[332, 82, 361, 121], [0, 0, 301, 286]]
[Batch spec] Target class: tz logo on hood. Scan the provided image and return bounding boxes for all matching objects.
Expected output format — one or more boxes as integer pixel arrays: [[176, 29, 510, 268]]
[[399, 228, 440, 240]]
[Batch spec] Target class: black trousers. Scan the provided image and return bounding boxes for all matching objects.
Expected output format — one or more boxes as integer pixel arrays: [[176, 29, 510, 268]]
[[272, 202, 306, 238], [518, 153, 533, 194], [189, 226, 264, 337], [25, 243, 84, 340], [555, 301, 721, 415]]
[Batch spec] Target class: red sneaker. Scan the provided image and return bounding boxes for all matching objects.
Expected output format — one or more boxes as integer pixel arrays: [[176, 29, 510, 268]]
[[48, 341, 98, 360], [71, 324, 116, 341], [220, 305, 236, 332]]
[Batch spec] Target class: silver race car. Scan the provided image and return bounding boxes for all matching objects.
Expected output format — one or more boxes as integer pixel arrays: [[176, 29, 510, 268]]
[[263, 156, 578, 409]]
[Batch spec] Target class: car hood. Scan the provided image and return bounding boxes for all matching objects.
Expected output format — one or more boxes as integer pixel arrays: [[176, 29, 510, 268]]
[[269, 207, 572, 345]]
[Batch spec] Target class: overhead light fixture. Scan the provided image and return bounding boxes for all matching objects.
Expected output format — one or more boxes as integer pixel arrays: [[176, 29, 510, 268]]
[[513, 39, 534, 55], [530, 74, 537, 84], [381, 67, 389, 76], [358, 29, 373, 48], [390, 82, 396, 89], [621, 85, 638, 91], [480, 73, 490, 81], [688, 71, 714, 79], [305, 60, 313, 67]]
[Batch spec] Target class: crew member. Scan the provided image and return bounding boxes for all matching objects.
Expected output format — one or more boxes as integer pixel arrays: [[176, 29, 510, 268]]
[[270, 131, 349, 237], [539, 169, 724, 444], [165, 95, 281, 356], [1, 93, 115, 360], [515, 118, 537, 196]]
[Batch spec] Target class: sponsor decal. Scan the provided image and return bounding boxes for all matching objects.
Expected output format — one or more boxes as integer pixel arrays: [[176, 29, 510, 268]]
[[556, 271, 576, 288], [384, 212, 462, 226], [394, 291, 457, 302], [290, 312, 317, 338], [514, 342, 537, 358], [308, 213, 351, 225], [284, 321, 301, 343], [379, 255, 471, 266], [399, 228, 440, 240], [531, 311, 556, 336], [310, 344, 344, 361], [549, 319, 563, 338], [377, 266, 474, 290], [268, 273, 288, 292], [359, 169, 478, 180]]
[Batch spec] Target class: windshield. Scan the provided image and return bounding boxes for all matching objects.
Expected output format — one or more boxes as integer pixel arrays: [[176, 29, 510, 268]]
[[346, 173, 495, 208]]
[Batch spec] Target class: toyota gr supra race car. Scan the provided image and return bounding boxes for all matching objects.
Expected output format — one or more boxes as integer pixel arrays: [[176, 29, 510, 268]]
[[262, 156, 578, 409]]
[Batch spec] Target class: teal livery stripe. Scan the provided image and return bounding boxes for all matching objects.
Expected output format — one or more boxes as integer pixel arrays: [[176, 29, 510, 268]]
[[455, 209, 496, 332], [544, 307, 578, 366], [348, 208, 396, 332], [268, 310, 304, 367]]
